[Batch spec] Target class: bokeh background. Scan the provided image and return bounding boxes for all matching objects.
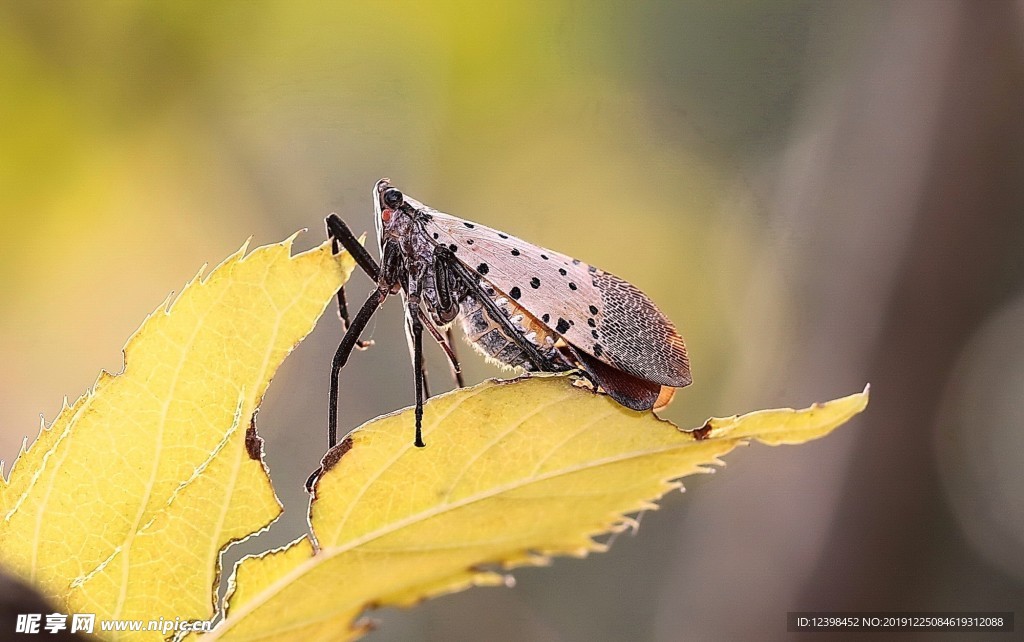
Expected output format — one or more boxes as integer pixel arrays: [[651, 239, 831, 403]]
[[2, 1, 1023, 640]]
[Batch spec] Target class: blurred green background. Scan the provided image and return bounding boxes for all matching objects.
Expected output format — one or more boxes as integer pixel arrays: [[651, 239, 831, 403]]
[[2, 1, 1023, 640]]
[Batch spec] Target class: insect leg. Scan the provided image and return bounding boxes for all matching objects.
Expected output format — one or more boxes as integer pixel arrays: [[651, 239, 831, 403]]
[[419, 317, 464, 389], [446, 327, 466, 388], [408, 301, 427, 448], [421, 359, 432, 400], [412, 308, 462, 385], [326, 214, 378, 349], [404, 310, 432, 400], [326, 213, 379, 279], [329, 286, 387, 448]]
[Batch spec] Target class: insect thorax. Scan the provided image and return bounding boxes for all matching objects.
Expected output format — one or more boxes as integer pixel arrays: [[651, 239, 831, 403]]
[[458, 288, 570, 372]]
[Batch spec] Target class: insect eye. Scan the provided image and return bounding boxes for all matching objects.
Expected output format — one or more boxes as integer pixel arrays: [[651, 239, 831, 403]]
[[382, 189, 404, 209]]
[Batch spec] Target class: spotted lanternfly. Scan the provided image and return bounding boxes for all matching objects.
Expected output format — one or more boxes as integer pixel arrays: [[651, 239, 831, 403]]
[[323, 178, 691, 452]]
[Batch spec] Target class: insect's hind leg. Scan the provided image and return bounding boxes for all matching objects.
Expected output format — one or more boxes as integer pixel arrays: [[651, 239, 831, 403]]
[[416, 312, 464, 391], [327, 213, 379, 349], [446, 327, 466, 388]]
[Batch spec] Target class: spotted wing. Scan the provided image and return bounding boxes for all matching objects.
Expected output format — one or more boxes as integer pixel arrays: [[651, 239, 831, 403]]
[[418, 204, 691, 388]]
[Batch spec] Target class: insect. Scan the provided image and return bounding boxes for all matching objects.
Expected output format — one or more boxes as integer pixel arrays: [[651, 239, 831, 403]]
[[324, 178, 691, 451]]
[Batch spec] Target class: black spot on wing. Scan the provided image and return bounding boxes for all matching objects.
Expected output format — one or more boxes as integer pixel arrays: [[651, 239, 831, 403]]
[[530, 277, 541, 289], [511, 248, 520, 256], [509, 286, 522, 300], [556, 318, 570, 334], [478, 263, 489, 275]]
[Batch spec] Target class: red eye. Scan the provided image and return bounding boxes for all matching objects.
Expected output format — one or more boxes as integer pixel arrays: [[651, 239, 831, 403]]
[[381, 209, 392, 223]]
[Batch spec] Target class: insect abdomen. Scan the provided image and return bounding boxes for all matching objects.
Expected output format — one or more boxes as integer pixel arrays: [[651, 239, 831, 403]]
[[458, 292, 564, 371]]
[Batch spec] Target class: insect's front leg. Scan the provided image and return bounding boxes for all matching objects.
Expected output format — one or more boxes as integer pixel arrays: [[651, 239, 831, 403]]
[[326, 213, 379, 278], [326, 213, 379, 349], [328, 285, 388, 448], [307, 282, 389, 494]]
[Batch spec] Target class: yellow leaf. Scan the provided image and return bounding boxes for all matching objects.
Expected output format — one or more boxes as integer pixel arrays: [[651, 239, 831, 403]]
[[209, 377, 868, 642], [0, 229, 867, 642], [0, 236, 355, 639]]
